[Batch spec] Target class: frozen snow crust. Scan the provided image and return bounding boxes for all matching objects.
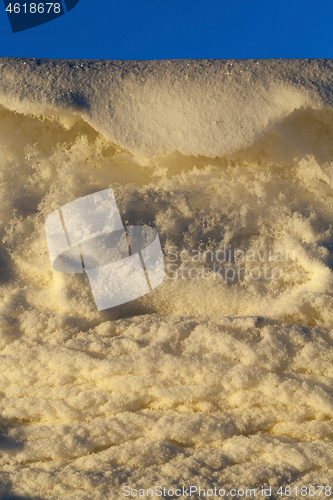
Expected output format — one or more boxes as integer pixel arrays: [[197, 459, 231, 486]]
[[1, 58, 333, 498], [0, 57, 333, 156]]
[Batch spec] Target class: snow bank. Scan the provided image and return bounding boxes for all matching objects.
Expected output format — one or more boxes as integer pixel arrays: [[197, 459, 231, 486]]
[[1, 58, 333, 499]]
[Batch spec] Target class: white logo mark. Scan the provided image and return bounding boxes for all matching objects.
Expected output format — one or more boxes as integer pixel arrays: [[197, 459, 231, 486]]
[[45, 189, 165, 310]]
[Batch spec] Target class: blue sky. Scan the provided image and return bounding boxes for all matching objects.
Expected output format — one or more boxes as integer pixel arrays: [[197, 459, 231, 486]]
[[0, 0, 332, 60]]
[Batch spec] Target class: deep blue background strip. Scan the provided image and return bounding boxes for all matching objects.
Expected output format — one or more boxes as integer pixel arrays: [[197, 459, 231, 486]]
[[0, 0, 333, 60]]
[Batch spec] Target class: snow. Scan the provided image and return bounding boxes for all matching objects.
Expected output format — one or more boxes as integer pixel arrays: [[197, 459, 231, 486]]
[[1, 57, 333, 498]]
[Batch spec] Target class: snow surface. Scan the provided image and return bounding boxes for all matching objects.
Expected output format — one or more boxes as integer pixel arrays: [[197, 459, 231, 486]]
[[1, 58, 333, 498]]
